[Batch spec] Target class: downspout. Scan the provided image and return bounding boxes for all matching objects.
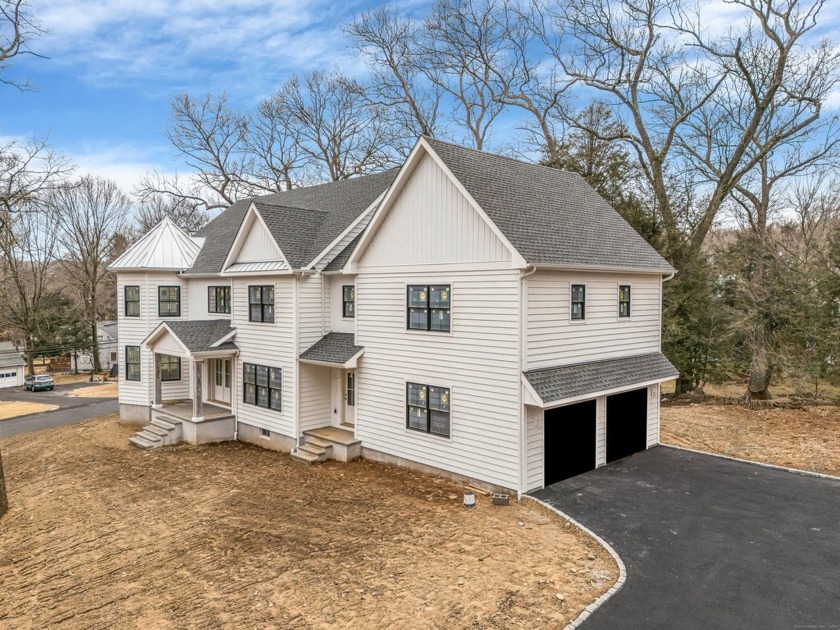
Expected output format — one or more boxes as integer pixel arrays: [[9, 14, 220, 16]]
[[293, 271, 301, 449], [518, 265, 537, 500], [228, 275, 238, 441]]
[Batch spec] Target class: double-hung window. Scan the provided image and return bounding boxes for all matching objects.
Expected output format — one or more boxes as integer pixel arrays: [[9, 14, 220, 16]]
[[407, 285, 451, 332], [571, 284, 586, 320], [160, 355, 181, 381], [248, 285, 275, 323], [343, 286, 356, 318], [619, 285, 631, 318], [158, 286, 181, 317], [208, 286, 231, 314], [406, 382, 451, 438], [125, 286, 140, 317], [243, 363, 282, 411], [125, 346, 141, 381]]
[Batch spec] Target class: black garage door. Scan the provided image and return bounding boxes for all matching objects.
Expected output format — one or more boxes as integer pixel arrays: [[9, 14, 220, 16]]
[[544, 400, 596, 485], [606, 388, 648, 463]]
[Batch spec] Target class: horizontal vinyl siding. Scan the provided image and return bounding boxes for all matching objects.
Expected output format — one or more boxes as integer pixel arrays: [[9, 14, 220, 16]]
[[161, 359, 190, 401], [297, 274, 325, 352], [187, 278, 232, 320], [330, 275, 354, 333], [525, 271, 662, 370], [232, 277, 296, 437], [524, 405, 543, 492], [356, 268, 521, 490], [297, 274, 332, 433], [299, 363, 331, 433], [647, 384, 660, 448], [361, 154, 511, 267]]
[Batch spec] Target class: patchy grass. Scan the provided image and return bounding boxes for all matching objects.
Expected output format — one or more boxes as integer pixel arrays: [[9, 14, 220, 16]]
[[65, 383, 118, 398], [0, 415, 617, 629], [661, 403, 840, 477], [0, 400, 58, 421]]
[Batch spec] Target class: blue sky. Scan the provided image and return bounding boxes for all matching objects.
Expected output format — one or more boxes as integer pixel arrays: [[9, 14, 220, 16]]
[[0, 0, 427, 190], [2, 0, 839, 194]]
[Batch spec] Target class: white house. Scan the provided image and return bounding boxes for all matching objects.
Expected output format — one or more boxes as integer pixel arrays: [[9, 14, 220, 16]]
[[70, 321, 119, 373], [111, 137, 677, 495], [0, 341, 25, 388]]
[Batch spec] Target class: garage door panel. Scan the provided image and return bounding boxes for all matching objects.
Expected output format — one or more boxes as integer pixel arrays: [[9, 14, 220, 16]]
[[544, 399, 596, 486], [606, 388, 648, 463]]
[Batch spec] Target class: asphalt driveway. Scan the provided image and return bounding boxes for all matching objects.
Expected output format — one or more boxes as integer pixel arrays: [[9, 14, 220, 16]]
[[533, 446, 840, 630]]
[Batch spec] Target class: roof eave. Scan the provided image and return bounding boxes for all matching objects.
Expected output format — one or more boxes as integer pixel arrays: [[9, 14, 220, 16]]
[[531, 263, 676, 275], [533, 374, 676, 410]]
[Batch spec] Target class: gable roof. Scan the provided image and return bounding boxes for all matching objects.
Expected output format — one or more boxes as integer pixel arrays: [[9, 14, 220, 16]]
[[0, 341, 24, 368], [110, 217, 204, 271], [299, 332, 364, 367], [145, 320, 237, 355], [356, 137, 672, 273], [98, 321, 118, 340], [184, 169, 398, 275]]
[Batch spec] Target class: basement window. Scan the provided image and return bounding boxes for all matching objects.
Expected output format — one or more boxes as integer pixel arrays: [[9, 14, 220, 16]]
[[259, 428, 270, 438]]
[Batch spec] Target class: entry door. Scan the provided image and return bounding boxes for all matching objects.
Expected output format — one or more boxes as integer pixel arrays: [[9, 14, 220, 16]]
[[544, 400, 597, 486], [213, 358, 232, 405], [343, 371, 356, 425]]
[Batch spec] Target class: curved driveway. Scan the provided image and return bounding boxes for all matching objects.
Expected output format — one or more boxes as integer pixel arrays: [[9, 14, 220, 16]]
[[533, 446, 840, 629]]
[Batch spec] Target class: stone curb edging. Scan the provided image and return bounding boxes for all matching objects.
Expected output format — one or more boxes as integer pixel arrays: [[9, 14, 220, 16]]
[[521, 494, 627, 630], [663, 444, 840, 482]]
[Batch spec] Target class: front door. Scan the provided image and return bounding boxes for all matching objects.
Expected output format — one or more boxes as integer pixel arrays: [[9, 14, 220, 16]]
[[343, 371, 356, 426], [212, 358, 232, 405]]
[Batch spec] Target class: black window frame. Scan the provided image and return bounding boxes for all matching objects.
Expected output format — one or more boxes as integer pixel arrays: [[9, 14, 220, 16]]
[[243, 362, 282, 412], [208, 285, 231, 314], [158, 286, 181, 318], [618, 285, 631, 318], [342, 285, 356, 319], [124, 285, 140, 317], [406, 382, 451, 438], [248, 285, 275, 323], [406, 284, 451, 332], [571, 284, 586, 321], [160, 354, 181, 382], [125, 346, 141, 381]]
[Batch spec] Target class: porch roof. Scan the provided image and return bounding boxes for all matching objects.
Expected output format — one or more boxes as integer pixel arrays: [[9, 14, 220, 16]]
[[299, 332, 364, 368], [523, 352, 678, 407], [144, 320, 237, 356]]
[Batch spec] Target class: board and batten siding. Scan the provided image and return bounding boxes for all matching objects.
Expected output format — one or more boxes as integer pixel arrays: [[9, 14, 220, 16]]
[[231, 276, 296, 437], [524, 270, 662, 370], [117, 271, 188, 408], [235, 215, 283, 263], [187, 278, 232, 320], [359, 153, 511, 268], [356, 268, 522, 490]]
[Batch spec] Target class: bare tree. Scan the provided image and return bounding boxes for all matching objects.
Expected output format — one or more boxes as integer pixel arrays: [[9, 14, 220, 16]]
[[135, 193, 209, 234], [246, 93, 310, 191], [0, 137, 72, 225], [0, 0, 43, 90], [48, 176, 131, 373], [345, 6, 443, 151]]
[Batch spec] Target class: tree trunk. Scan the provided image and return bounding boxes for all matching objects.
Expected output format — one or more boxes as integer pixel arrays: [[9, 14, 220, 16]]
[[0, 449, 8, 519], [747, 323, 772, 400], [745, 177, 772, 401], [90, 317, 102, 373]]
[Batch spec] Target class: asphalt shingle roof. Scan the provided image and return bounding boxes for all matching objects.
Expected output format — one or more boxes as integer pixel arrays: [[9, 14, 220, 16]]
[[424, 137, 674, 273], [184, 169, 398, 275], [0, 341, 24, 367], [98, 321, 119, 340], [524, 352, 678, 404], [161, 320, 237, 353], [323, 232, 363, 272], [299, 332, 363, 365]]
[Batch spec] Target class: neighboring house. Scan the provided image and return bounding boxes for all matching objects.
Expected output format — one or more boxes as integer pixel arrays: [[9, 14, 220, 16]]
[[110, 137, 678, 495], [0, 341, 25, 388], [70, 321, 119, 372]]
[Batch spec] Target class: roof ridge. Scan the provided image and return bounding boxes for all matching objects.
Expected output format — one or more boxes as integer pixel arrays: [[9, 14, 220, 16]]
[[246, 168, 401, 205]]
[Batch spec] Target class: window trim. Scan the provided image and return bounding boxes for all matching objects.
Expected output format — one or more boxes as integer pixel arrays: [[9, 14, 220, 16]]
[[125, 346, 141, 382], [346, 371, 355, 407], [342, 285, 356, 319], [242, 362, 282, 412], [124, 285, 140, 317], [405, 381, 451, 438], [158, 286, 181, 318], [248, 285, 275, 323], [208, 285, 231, 314], [405, 283, 452, 333], [618, 284, 632, 319], [570, 283, 586, 322], [159, 354, 182, 382]]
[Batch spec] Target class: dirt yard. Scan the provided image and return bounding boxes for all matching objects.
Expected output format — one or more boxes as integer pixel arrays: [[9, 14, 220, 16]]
[[0, 416, 616, 629], [65, 383, 118, 398], [0, 400, 58, 421], [661, 403, 840, 477]]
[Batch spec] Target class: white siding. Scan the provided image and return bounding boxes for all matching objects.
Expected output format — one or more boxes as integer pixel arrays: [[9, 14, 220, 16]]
[[187, 278, 232, 320], [524, 405, 543, 492], [298, 362, 331, 433], [232, 276, 296, 437], [595, 396, 606, 466], [525, 271, 662, 370], [297, 274, 326, 352], [235, 215, 283, 263], [117, 271, 188, 408], [330, 275, 355, 333], [356, 268, 522, 490], [360, 154, 511, 268], [297, 273, 333, 433], [647, 383, 660, 448]]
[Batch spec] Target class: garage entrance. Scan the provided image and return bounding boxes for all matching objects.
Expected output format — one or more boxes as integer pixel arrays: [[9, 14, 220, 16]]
[[544, 399, 596, 485], [606, 388, 648, 463]]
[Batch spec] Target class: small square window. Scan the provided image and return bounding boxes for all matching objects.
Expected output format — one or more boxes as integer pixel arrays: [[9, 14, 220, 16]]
[[260, 428, 270, 438], [158, 286, 181, 317], [406, 382, 450, 438], [407, 285, 451, 332]]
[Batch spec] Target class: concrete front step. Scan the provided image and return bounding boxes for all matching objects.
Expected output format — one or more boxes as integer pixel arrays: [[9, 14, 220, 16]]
[[300, 426, 361, 463], [291, 449, 321, 465], [129, 435, 156, 449], [151, 417, 180, 431]]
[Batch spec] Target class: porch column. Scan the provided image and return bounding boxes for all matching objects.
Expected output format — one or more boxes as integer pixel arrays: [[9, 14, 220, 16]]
[[193, 359, 204, 420], [152, 352, 162, 407]]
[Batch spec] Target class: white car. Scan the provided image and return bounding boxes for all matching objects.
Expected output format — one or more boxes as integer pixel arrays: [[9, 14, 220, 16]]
[[24, 375, 55, 391]]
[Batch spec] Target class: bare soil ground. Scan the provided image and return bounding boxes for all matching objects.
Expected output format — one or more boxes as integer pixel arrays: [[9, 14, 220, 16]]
[[0, 401, 58, 421], [65, 383, 118, 398], [662, 378, 840, 401], [0, 416, 616, 629], [661, 403, 840, 477]]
